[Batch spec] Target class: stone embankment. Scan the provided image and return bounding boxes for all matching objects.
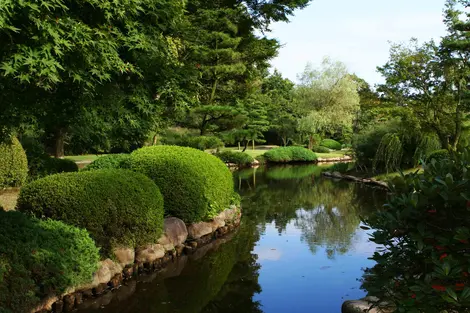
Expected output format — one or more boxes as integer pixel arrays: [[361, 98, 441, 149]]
[[322, 171, 389, 190], [32, 206, 242, 313]]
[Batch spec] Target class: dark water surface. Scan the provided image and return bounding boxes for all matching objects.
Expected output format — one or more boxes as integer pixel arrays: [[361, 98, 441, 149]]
[[79, 165, 386, 313]]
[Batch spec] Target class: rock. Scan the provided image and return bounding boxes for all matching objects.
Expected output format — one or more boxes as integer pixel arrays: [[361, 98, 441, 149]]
[[109, 273, 122, 289], [221, 207, 240, 225], [175, 244, 185, 256], [135, 244, 165, 263], [74, 292, 83, 305], [82, 289, 94, 298], [187, 221, 213, 239], [52, 300, 64, 313], [30, 295, 59, 313], [342, 298, 394, 313], [113, 247, 135, 267], [62, 294, 75, 312], [158, 217, 188, 251], [92, 283, 108, 295], [123, 266, 134, 279], [78, 259, 122, 291], [211, 215, 225, 231]]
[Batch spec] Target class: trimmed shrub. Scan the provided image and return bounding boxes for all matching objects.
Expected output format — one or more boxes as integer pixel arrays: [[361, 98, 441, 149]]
[[161, 132, 224, 151], [320, 139, 342, 150], [17, 169, 164, 255], [129, 146, 234, 222], [0, 137, 28, 188], [83, 154, 131, 171], [263, 147, 317, 163], [312, 145, 330, 153], [426, 149, 450, 162], [0, 211, 99, 313], [214, 150, 254, 167]]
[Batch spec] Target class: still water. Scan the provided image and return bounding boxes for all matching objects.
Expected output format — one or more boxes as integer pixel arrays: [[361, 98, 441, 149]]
[[78, 165, 386, 313]]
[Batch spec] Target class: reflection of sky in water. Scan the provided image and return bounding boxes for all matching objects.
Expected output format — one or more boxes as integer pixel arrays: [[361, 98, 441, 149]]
[[253, 217, 378, 313]]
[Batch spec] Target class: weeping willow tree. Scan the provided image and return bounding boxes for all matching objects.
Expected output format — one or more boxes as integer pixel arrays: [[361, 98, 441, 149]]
[[413, 133, 442, 165], [373, 133, 403, 173]]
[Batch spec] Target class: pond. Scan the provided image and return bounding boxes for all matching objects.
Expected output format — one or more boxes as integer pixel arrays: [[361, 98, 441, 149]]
[[78, 164, 386, 313]]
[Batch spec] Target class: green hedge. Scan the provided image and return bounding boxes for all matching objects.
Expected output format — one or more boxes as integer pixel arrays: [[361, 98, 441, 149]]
[[17, 169, 164, 255], [312, 145, 330, 153], [161, 133, 224, 151], [129, 146, 234, 222], [214, 150, 254, 166], [320, 139, 342, 150], [0, 211, 99, 313], [83, 154, 131, 171], [263, 147, 317, 163], [426, 149, 450, 163], [0, 137, 28, 188]]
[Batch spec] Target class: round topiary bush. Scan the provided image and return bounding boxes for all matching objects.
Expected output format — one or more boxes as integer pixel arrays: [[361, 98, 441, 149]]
[[214, 150, 254, 167], [129, 146, 234, 223], [83, 154, 131, 171], [0, 137, 28, 188], [264, 147, 317, 163], [426, 149, 450, 162], [312, 145, 330, 153], [0, 211, 99, 313], [320, 139, 342, 150], [17, 169, 164, 255]]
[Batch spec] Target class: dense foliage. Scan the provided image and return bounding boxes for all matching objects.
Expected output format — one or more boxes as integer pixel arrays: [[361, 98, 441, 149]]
[[129, 146, 235, 222], [320, 139, 342, 150], [215, 150, 254, 167], [160, 132, 224, 151], [362, 150, 470, 312], [0, 211, 99, 313], [17, 170, 164, 255], [0, 137, 28, 188], [427, 149, 451, 163], [263, 147, 317, 163], [83, 154, 131, 171]]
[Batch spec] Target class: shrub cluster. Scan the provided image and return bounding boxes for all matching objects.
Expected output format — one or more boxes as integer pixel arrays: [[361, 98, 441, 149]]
[[263, 147, 317, 163], [22, 138, 78, 180], [161, 132, 224, 151], [17, 169, 164, 255], [320, 139, 342, 150], [312, 145, 330, 153], [83, 154, 131, 171], [0, 137, 28, 188], [362, 149, 470, 312], [0, 211, 99, 313], [129, 146, 234, 222], [426, 149, 450, 162], [214, 150, 254, 167]]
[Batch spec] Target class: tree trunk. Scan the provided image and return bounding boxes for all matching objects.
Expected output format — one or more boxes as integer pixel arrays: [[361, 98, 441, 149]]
[[152, 134, 158, 146], [242, 139, 248, 152], [281, 136, 287, 147], [308, 135, 314, 150], [54, 128, 66, 158], [252, 140, 255, 150], [238, 142, 241, 151]]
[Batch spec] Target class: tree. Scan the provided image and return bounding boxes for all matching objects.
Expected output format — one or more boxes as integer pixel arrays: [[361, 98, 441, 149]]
[[295, 58, 360, 148]]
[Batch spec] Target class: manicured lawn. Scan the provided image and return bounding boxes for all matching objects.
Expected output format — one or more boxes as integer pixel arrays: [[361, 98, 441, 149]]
[[64, 154, 105, 163], [316, 150, 350, 159], [373, 167, 423, 182], [0, 188, 20, 211]]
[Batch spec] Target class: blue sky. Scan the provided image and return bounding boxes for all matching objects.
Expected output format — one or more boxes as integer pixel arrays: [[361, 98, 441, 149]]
[[268, 0, 448, 86]]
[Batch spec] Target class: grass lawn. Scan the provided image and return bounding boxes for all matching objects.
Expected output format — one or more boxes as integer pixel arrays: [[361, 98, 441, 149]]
[[316, 150, 350, 159], [0, 188, 20, 211], [373, 167, 423, 182], [64, 154, 105, 163]]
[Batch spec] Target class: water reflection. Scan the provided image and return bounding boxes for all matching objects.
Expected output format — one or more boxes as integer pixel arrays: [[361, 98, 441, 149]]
[[79, 165, 384, 313]]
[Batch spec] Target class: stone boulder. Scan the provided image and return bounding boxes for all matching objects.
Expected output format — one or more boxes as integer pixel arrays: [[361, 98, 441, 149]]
[[113, 247, 135, 267], [135, 244, 165, 263], [187, 221, 213, 239], [342, 297, 394, 313], [158, 217, 188, 251]]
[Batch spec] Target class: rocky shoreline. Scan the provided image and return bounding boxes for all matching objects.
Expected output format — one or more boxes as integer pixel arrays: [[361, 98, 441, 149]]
[[32, 206, 242, 313]]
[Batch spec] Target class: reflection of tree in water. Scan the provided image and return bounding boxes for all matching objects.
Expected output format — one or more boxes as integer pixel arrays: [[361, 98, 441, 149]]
[[236, 165, 385, 257], [201, 220, 263, 313]]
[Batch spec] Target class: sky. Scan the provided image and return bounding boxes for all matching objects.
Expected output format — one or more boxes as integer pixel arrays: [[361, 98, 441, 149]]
[[268, 0, 448, 86]]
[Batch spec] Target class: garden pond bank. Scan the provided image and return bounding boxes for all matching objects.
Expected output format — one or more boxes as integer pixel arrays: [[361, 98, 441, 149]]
[[75, 164, 385, 313]]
